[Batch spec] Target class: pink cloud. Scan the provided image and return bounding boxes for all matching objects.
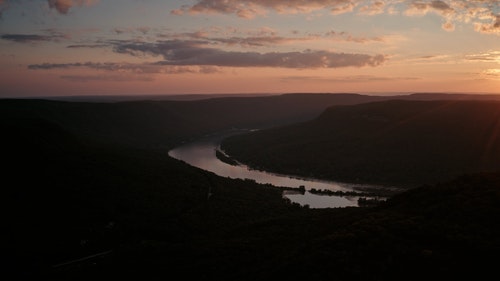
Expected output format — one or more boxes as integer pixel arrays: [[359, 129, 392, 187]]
[[475, 14, 500, 35], [358, 1, 385, 15], [405, 1, 455, 16], [47, 0, 98, 15], [175, 0, 359, 18]]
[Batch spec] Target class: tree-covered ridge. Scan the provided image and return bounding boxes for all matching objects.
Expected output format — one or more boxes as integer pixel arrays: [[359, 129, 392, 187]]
[[1, 95, 500, 280], [222, 100, 500, 187]]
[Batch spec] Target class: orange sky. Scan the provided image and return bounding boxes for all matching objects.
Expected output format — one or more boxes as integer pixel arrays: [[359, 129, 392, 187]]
[[0, 0, 499, 97]]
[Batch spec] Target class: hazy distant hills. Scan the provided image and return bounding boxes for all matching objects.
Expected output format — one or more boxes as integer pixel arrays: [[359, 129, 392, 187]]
[[222, 99, 500, 187], [4, 93, 500, 149], [0, 94, 391, 148]]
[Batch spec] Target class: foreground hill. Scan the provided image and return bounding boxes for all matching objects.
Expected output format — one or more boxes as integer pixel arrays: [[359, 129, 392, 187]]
[[1, 115, 303, 280], [222, 99, 500, 186]]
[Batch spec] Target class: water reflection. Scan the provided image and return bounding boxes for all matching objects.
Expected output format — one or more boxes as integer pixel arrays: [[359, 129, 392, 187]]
[[168, 134, 370, 208], [282, 191, 358, 208]]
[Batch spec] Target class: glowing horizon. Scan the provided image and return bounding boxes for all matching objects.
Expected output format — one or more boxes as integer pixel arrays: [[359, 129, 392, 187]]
[[0, 0, 499, 97]]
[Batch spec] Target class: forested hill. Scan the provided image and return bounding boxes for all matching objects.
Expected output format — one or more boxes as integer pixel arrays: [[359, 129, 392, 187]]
[[221, 99, 500, 187], [2, 94, 500, 280], [0, 94, 386, 149], [5, 93, 500, 149]]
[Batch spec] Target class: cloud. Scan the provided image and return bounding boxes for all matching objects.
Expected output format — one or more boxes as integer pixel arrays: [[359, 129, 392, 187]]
[[0, 28, 74, 43], [474, 14, 500, 35], [29, 62, 119, 70], [111, 39, 386, 69], [158, 28, 385, 47], [481, 69, 500, 79], [47, 0, 99, 15], [465, 51, 500, 62], [174, 0, 359, 18], [172, 1, 499, 36], [0, 33, 66, 43], [66, 44, 108, 48], [405, 1, 454, 16], [113, 26, 151, 35], [28, 61, 222, 75], [442, 21, 455, 31], [60, 74, 154, 82], [403, 0, 500, 34], [358, 1, 385, 15], [205, 35, 305, 47], [324, 30, 385, 43], [282, 75, 420, 82]]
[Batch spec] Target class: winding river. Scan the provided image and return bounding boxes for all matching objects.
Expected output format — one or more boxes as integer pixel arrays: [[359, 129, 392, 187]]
[[168, 132, 385, 208]]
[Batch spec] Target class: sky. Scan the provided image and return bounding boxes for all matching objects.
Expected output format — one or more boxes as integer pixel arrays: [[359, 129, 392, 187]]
[[0, 0, 499, 97]]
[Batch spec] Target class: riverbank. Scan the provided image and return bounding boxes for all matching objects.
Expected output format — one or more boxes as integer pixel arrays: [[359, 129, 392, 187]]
[[215, 148, 239, 166], [169, 134, 401, 208]]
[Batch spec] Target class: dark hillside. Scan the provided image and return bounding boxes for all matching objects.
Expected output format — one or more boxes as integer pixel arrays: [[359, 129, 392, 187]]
[[268, 172, 500, 281], [0, 94, 393, 149], [0, 116, 301, 280], [2, 95, 500, 280], [222, 100, 500, 186], [3, 93, 499, 149]]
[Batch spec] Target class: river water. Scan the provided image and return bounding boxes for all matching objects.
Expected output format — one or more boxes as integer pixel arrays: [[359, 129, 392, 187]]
[[168, 133, 384, 208]]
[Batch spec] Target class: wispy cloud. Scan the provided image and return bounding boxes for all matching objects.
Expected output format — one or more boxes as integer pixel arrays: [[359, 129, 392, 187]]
[[1, 33, 66, 43], [60, 74, 153, 82], [474, 14, 500, 35], [113, 26, 152, 35], [324, 30, 385, 43], [405, 1, 454, 16], [404, 0, 500, 34], [159, 28, 387, 46], [481, 69, 500, 79], [0, 28, 76, 43], [172, 0, 500, 35], [66, 44, 108, 48], [358, 1, 385, 15], [110, 39, 386, 69], [172, 0, 360, 18], [282, 75, 420, 82], [465, 51, 500, 63], [0, 0, 98, 17], [28, 62, 129, 71], [28, 61, 222, 75], [47, 0, 99, 15]]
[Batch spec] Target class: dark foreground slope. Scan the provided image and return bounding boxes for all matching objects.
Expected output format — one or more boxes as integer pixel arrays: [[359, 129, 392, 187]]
[[2, 96, 500, 280], [222, 99, 500, 186], [1, 115, 303, 280]]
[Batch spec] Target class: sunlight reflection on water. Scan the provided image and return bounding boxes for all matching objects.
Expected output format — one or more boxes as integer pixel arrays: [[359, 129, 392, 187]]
[[168, 133, 374, 208]]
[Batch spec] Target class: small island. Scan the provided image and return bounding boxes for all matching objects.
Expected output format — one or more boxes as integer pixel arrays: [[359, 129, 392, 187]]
[[215, 148, 239, 166]]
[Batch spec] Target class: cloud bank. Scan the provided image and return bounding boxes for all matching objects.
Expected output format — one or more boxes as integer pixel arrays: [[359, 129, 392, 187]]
[[172, 0, 500, 35], [111, 40, 386, 68], [172, 0, 360, 18]]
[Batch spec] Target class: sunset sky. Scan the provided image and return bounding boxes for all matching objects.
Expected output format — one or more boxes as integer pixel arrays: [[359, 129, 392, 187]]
[[0, 0, 499, 97]]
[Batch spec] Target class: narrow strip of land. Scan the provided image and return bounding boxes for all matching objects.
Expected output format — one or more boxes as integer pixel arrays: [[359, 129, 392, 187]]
[[52, 250, 113, 268]]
